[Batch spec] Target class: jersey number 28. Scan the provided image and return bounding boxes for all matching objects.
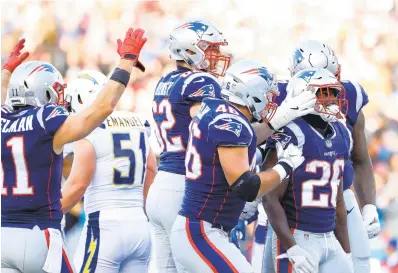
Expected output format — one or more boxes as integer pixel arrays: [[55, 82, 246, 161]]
[[301, 159, 345, 208]]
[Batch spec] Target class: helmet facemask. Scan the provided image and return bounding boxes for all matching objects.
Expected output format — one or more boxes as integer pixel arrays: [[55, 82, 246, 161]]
[[258, 90, 279, 123], [197, 40, 231, 77], [311, 83, 348, 122], [45, 81, 67, 107]]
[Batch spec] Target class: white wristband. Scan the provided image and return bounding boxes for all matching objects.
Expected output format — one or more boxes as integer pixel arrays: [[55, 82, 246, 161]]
[[272, 164, 287, 181]]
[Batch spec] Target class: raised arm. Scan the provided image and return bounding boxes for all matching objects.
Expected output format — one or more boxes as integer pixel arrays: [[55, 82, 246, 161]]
[[253, 89, 316, 145], [1, 39, 29, 104], [53, 28, 147, 154]]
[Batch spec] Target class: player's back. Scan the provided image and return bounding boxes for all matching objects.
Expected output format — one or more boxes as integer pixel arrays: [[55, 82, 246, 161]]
[[152, 67, 221, 175], [179, 98, 257, 231], [268, 118, 352, 233], [83, 110, 151, 214], [1, 103, 69, 229]]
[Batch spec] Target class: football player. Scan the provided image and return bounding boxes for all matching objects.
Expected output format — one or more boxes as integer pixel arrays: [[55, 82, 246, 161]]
[[146, 19, 231, 273], [263, 68, 353, 273], [263, 40, 378, 273], [169, 60, 305, 273], [1, 28, 147, 273], [147, 19, 316, 272], [61, 70, 156, 273]]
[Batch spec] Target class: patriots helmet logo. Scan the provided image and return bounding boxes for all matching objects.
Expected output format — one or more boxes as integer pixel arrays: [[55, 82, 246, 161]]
[[215, 120, 243, 137], [241, 67, 275, 85], [28, 63, 56, 76], [271, 132, 292, 149], [292, 48, 305, 68], [296, 69, 316, 83], [177, 21, 209, 37], [189, 84, 215, 98]]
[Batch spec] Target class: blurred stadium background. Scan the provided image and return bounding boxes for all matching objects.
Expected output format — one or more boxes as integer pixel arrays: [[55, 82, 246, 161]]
[[1, 0, 398, 272]]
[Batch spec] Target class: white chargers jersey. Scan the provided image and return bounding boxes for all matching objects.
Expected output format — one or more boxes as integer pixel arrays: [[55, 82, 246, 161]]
[[83, 111, 151, 214]]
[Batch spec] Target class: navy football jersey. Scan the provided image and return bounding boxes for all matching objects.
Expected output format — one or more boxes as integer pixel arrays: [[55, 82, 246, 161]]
[[1, 103, 69, 229], [179, 98, 258, 230], [266, 118, 352, 232], [152, 67, 222, 175], [277, 80, 368, 190]]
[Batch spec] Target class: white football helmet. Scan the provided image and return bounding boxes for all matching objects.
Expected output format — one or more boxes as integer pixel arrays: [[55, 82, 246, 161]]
[[65, 70, 107, 113], [8, 61, 66, 108], [286, 68, 347, 122], [289, 40, 340, 80], [221, 60, 279, 122], [169, 19, 231, 77]]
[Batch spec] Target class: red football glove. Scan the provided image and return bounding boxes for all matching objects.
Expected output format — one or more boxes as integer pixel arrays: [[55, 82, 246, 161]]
[[117, 28, 147, 72], [2, 38, 30, 73]]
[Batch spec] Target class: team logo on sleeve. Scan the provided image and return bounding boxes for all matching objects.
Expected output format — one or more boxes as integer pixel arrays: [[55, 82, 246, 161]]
[[45, 106, 69, 121], [271, 132, 292, 148], [189, 84, 215, 98], [215, 119, 242, 137]]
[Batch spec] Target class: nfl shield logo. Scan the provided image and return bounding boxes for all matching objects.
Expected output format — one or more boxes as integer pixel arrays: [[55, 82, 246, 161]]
[[326, 139, 332, 148]]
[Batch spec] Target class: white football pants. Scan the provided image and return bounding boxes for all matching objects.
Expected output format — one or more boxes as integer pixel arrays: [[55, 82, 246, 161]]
[[170, 215, 253, 273], [74, 208, 151, 273], [1, 226, 74, 273], [146, 171, 185, 273]]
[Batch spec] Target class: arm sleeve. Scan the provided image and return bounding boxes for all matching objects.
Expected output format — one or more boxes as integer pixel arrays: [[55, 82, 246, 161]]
[[39, 103, 69, 136], [144, 120, 151, 137], [275, 82, 288, 106], [181, 73, 222, 103], [208, 114, 253, 147], [265, 125, 299, 150], [345, 81, 369, 126]]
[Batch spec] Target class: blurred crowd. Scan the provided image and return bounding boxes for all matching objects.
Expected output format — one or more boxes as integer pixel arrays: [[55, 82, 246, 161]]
[[2, 0, 398, 271]]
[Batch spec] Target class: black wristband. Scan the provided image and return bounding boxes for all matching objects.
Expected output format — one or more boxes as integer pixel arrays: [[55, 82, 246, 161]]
[[110, 68, 130, 87], [278, 161, 293, 176]]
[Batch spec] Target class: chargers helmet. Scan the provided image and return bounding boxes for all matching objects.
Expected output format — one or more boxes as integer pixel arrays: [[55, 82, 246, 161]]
[[286, 68, 347, 122], [221, 60, 279, 122], [169, 19, 231, 77], [65, 70, 107, 113], [289, 40, 340, 80], [8, 61, 66, 108]]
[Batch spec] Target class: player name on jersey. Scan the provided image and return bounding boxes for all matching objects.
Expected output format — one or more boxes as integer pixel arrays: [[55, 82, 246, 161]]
[[1, 115, 34, 133], [105, 115, 145, 128]]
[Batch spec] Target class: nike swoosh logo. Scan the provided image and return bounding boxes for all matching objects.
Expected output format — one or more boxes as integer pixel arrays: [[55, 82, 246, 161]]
[[290, 107, 299, 110], [347, 207, 354, 215], [194, 77, 205, 83]]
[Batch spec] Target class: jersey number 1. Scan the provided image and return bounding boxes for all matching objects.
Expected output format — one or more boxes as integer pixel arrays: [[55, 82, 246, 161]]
[[1, 136, 34, 196]]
